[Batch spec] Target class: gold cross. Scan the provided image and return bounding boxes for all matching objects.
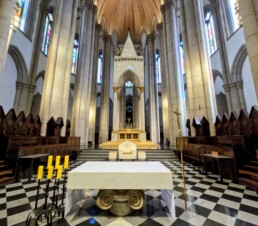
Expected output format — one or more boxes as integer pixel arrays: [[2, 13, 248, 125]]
[[173, 107, 181, 131]]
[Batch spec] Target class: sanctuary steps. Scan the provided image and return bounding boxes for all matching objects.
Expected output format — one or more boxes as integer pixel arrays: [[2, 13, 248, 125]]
[[76, 149, 177, 162]]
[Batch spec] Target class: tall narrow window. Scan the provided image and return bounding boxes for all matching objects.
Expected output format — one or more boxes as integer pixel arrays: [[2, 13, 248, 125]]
[[71, 35, 79, 74], [17, 0, 30, 32], [125, 81, 134, 87], [156, 50, 161, 84], [41, 12, 53, 55], [179, 38, 185, 75], [228, 0, 239, 32], [97, 50, 103, 84], [205, 11, 217, 56]]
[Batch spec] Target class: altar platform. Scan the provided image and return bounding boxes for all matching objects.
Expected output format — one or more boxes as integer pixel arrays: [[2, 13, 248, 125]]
[[99, 129, 159, 149]]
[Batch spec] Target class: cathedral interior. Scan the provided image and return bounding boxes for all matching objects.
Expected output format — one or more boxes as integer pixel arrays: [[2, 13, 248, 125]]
[[0, 0, 258, 225]]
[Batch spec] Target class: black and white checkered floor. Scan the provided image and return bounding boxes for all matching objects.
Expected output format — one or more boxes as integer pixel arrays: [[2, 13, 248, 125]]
[[0, 160, 258, 226]]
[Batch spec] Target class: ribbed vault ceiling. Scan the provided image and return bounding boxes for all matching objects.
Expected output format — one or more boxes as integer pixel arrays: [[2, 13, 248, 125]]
[[97, 0, 162, 44]]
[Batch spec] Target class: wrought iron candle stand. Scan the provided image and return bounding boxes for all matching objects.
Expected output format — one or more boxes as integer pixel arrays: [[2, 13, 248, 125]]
[[26, 168, 67, 225]]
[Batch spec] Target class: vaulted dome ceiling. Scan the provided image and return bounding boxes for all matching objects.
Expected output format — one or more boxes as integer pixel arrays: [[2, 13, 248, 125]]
[[97, 0, 162, 44]]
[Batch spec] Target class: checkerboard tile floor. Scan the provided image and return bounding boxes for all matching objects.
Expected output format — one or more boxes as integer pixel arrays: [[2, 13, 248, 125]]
[[0, 160, 258, 226]]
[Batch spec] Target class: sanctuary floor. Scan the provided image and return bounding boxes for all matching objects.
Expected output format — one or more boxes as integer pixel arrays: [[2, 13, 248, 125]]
[[0, 159, 258, 226]]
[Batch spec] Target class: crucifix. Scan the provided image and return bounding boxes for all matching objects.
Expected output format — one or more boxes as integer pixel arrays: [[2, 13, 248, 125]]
[[173, 107, 187, 211]]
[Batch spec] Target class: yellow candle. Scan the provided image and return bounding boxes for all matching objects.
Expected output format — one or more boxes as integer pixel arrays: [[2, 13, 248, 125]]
[[64, 155, 69, 169], [47, 166, 53, 179], [55, 156, 60, 169], [47, 156, 53, 168], [56, 165, 63, 179], [37, 165, 44, 180]]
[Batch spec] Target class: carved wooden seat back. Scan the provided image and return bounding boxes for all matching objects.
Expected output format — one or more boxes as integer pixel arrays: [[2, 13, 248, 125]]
[[192, 116, 202, 136], [66, 119, 71, 137], [55, 117, 64, 136], [31, 115, 42, 136], [250, 106, 258, 145], [24, 113, 34, 136], [46, 117, 56, 136], [201, 116, 210, 136], [214, 115, 222, 136], [0, 106, 6, 135], [229, 111, 241, 135], [239, 109, 252, 137], [222, 113, 230, 135], [4, 109, 17, 137], [186, 119, 191, 136], [15, 111, 26, 136]]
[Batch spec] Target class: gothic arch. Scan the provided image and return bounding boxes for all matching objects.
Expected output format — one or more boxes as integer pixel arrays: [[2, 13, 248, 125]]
[[212, 69, 224, 82], [117, 68, 141, 87], [8, 45, 28, 84], [231, 44, 248, 82]]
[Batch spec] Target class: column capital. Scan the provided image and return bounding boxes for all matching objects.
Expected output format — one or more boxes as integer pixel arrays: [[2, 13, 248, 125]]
[[96, 23, 102, 31], [147, 33, 156, 42], [81, 0, 95, 12], [40, 0, 51, 15], [156, 23, 163, 31], [102, 33, 111, 42], [113, 87, 119, 93], [223, 84, 231, 92], [139, 87, 144, 92], [236, 81, 243, 89]]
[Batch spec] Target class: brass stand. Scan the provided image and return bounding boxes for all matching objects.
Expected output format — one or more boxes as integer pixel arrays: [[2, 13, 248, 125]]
[[174, 109, 187, 210]]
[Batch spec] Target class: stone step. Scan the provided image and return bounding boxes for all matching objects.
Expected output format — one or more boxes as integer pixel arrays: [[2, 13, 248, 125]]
[[238, 177, 258, 192]]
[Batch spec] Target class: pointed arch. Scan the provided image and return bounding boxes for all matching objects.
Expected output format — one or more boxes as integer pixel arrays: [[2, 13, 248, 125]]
[[8, 45, 28, 83], [117, 68, 141, 87], [231, 44, 248, 82]]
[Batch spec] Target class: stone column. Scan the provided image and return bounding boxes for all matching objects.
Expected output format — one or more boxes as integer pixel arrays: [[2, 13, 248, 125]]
[[88, 23, 101, 144], [139, 87, 145, 131], [120, 87, 126, 128], [229, 83, 241, 113], [210, 0, 230, 82], [71, 0, 96, 144], [27, 0, 50, 112], [236, 81, 246, 110], [157, 23, 169, 141], [147, 34, 160, 143], [239, 0, 258, 99], [40, 0, 78, 135], [161, 0, 185, 142], [99, 34, 112, 143], [0, 0, 16, 78], [223, 84, 232, 113], [181, 0, 216, 134], [112, 87, 119, 131]]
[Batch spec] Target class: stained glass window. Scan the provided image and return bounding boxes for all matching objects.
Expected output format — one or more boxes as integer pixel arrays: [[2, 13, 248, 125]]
[[205, 11, 217, 56], [156, 50, 161, 84], [16, 0, 30, 32], [228, 0, 239, 32], [97, 50, 103, 84], [41, 13, 53, 55], [71, 37, 79, 74]]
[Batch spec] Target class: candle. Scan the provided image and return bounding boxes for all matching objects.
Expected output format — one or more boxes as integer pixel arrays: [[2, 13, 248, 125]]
[[47, 156, 53, 168], [64, 155, 69, 169], [47, 166, 53, 179], [37, 165, 44, 180], [55, 156, 60, 169], [56, 165, 63, 179]]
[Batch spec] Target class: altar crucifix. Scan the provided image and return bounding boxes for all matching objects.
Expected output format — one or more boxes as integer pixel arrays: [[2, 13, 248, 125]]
[[173, 107, 187, 211]]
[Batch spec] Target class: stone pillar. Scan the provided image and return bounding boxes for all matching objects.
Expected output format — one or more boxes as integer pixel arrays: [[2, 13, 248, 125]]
[[120, 87, 126, 128], [161, 0, 185, 143], [40, 0, 78, 135], [0, 0, 16, 78], [223, 84, 232, 113], [139, 87, 145, 131], [181, 0, 216, 134], [112, 87, 119, 131], [236, 81, 246, 110], [99, 34, 112, 143], [146, 34, 160, 143], [27, 0, 51, 111], [157, 23, 169, 141], [71, 0, 96, 144], [210, 0, 230, 83], [239, 0, 258, 99], [88, 23, 101, 144]]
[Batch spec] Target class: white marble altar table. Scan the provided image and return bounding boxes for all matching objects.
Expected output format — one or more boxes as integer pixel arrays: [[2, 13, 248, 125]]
[[66, 161, 175, 216]]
